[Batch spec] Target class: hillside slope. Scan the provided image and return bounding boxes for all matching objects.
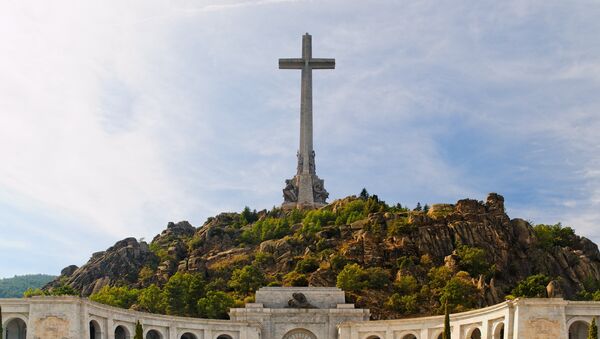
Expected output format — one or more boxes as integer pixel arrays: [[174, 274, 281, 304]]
[[44, 193, 600, 319], [0, 274, 55, 297]]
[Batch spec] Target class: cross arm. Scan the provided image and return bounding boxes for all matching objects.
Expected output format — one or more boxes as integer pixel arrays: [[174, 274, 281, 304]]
[[309, 58, 335, 69], [279, 58, 304, 69]]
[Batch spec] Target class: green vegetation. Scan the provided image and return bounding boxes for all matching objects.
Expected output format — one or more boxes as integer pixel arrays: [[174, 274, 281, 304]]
[[455, 245, 490, 277], [73, 192, 594, 320], [197, 291, 235, 319], [1, 305, 3, 339], [509, 274, 551, 298], [589, 317, 598, 339], [228, 266, 265, 294], [90, 286, 140, 309], [0, 274, 55, 298], [23, 280, 78, 298], [533, 223, 575, 249], [241, 218, 290, 244], [443, 302, 451, 339], [134, 321, 143, 339]]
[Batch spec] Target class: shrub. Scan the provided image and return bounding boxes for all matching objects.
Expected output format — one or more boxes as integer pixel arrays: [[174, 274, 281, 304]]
[[336, 263, 366, 292], [295, 258, 320, 274], [440, 273, 478, 311], [365, 267, 391, 289], [241, 218, 290, 244], [510, 274, 551, 298], [283, 272, 309, 287], [455, 244, 490, 277], [197, 291, 235, 319], [137, 284, 165, 313], [90, 286, 140, 309], [385, 293, 418, 314], [533, 223, 575, 249], [388, 218, 416, 236], [228, 266, 266, 294], [253, 252, 275, 269], [395, 275, 418, 294]]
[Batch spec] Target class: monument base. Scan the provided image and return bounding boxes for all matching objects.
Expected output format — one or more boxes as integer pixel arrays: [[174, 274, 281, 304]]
[[281, 201, 327, 211], [282, 172, 329, 210]]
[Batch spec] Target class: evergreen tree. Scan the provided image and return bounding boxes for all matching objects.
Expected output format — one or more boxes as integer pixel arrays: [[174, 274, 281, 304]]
[[414, 202, 422, 211], [359, 188, 369, 200], [443, 302, 451, 339], [1, 305, 3, 339], [134, 321, 143, 339], [423, 204, 430, 213], [589, 317, 598, 339]]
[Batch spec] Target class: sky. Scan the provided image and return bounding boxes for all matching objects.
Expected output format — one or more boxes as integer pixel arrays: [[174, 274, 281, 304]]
[[1, 0, 599, 278]]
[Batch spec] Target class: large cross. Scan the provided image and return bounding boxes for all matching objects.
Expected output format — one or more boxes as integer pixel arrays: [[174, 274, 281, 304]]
[[279, 33, 335, 175]]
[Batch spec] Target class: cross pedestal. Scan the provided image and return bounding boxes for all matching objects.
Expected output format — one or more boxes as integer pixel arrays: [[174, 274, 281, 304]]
[[280, 33, 334, 209]]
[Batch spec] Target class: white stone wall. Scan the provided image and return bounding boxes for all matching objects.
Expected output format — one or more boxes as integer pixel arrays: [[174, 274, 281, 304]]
[[4, 295, 600, 339]]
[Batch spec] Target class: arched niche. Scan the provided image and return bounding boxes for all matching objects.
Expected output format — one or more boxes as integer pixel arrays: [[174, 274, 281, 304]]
[[5, 318, 27, 339], [569, 320, 590, 339], [467, 328, 481, 339], [115, 325, 130, 339], [181, 333, 198, 339], [146, 329, 163, 339], [216, 335, 233, 339], [493, 322, 505, 339], [90, 319, 102, 339], [401, 334, 418, 339]]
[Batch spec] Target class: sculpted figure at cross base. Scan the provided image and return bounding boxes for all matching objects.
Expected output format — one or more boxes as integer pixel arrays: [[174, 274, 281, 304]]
[[286, 292, 316, 309], [313, 178, 328, 204], [283, 179, 298, 203]]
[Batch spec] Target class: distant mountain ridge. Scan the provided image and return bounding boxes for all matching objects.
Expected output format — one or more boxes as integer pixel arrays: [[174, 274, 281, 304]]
[[0, 274, 56, 297], [43, 193, 600, 319]]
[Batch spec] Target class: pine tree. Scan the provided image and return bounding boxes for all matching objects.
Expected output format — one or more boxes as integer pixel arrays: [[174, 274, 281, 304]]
[[589, 317, 598, 339], [414, 202, 422, 211], [134, 321, 143, 339], [359, 188, 369, 200], [443, 302, 451, 339]]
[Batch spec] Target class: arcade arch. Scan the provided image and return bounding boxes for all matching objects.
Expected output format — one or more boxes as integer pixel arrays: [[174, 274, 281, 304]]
[[115, 325, 130, 339], [146, 329, 163, 339], [493, 322, 505, 339], [5, 318, 27, 339], [569, 320, 590, 339], [90, 320, 102, 339], [468, 328, 481, 339], [181, 333, 198, 339]]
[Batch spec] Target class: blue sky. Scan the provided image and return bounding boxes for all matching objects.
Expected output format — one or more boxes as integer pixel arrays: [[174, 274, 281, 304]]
[[1, 0, 599, 278]]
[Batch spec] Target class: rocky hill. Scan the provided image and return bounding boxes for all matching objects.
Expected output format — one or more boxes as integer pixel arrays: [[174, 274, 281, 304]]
[[43, 193, 600, 319]]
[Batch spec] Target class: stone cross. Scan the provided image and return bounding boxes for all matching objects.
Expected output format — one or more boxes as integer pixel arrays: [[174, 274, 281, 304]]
[[280, 33, 333, 208]]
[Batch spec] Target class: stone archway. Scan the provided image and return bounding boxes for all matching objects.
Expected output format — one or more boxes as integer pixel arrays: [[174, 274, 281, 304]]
[[90, 320, 102, 339], [146, 329, 163, 339], [282, 329, 317, 339], [493, 322, 505, 339], [569, 321, 590, 339], [216, 335, 233, 339], [115, 325, 130, 339], [5, 318, 27, 339], [468, 328, 481, 339], [401, 335, 417, 339], [181, 333, 198, 339]]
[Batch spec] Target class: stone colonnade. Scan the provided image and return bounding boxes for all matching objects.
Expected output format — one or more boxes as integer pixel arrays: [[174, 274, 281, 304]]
[[4, 295, 600, 338]]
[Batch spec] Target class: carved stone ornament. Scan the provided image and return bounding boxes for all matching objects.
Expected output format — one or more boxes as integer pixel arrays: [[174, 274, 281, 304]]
[[286, 292, 316, 309], [283, 178, 299, 203]]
